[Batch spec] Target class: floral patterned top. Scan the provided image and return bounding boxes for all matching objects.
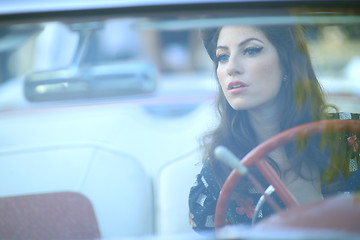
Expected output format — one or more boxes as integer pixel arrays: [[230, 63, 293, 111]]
[[188, 112, 360, 233]]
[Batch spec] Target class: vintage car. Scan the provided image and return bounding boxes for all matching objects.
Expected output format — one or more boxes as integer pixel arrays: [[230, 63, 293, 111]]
[[0, 0, 359, 239]]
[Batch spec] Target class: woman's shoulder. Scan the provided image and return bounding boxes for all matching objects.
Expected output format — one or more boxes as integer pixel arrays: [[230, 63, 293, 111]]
[[190, 162, 221, 196], [327, 112, 360, 120], [326, 111, 360, 158], [322, 111, 360, 194], [326, 111, 360, 160], [188, 162, 221, 231]]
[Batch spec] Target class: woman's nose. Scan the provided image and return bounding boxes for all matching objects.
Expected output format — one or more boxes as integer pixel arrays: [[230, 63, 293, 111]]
[[226, 55, 244, 76]]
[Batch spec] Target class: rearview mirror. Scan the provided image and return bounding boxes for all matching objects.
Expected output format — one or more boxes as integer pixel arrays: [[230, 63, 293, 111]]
[[24, 61, 157, 102], [24, 21, 157, 102]]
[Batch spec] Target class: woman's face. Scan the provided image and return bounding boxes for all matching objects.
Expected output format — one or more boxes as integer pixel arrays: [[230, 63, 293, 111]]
[[216, 26, 283, 111]]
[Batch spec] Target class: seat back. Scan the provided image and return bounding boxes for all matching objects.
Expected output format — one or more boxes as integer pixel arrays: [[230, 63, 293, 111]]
[[0, 192, 100, 240], [0, 143, 153, 238], [155, 150, 202, 235]]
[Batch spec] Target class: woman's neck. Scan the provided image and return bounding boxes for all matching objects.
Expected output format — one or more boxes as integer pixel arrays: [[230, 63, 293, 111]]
[[247, 100, 291, 170], [247, 100, 281, 144]]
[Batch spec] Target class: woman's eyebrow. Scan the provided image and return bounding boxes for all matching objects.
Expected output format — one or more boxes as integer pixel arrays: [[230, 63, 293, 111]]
[[240, 38, 264, 46], [216, 37, 264, 51]]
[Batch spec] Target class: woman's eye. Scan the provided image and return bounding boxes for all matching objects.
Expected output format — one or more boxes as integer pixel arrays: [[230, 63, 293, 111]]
[[243, 46, 263, 56], [216, 54, 229, 63]]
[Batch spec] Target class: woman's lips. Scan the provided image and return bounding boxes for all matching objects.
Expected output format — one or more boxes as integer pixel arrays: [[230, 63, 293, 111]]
[[228, 81, 249, 94]]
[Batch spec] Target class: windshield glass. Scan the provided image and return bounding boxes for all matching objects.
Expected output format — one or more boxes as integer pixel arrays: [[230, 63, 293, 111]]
[[0, 2, 359, 240]]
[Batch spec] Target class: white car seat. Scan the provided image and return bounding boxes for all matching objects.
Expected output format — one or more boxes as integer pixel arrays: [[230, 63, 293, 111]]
[[0, 143, 152, 239], [155, 149, 202, 235]]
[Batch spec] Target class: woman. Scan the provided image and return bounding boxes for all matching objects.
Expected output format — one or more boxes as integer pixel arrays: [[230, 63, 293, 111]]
[[188, 25, 360, 232]]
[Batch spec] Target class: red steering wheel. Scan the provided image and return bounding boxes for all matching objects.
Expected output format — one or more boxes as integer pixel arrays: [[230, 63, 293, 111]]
[[214, 120, 360, 230]]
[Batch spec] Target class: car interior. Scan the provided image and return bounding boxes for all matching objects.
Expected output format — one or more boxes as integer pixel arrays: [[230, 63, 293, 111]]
[[0, 1, 359, 239]]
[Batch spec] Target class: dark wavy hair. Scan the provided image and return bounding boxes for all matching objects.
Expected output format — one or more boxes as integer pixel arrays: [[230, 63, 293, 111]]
[[200, 25, 330, 192]]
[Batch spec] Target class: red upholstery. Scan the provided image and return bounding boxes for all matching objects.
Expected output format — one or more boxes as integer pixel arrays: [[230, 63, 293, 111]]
[[0, 192, 101, 240]]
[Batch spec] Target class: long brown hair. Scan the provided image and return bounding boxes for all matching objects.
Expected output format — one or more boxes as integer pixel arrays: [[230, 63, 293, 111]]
[[200, 25, 329, 191]]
